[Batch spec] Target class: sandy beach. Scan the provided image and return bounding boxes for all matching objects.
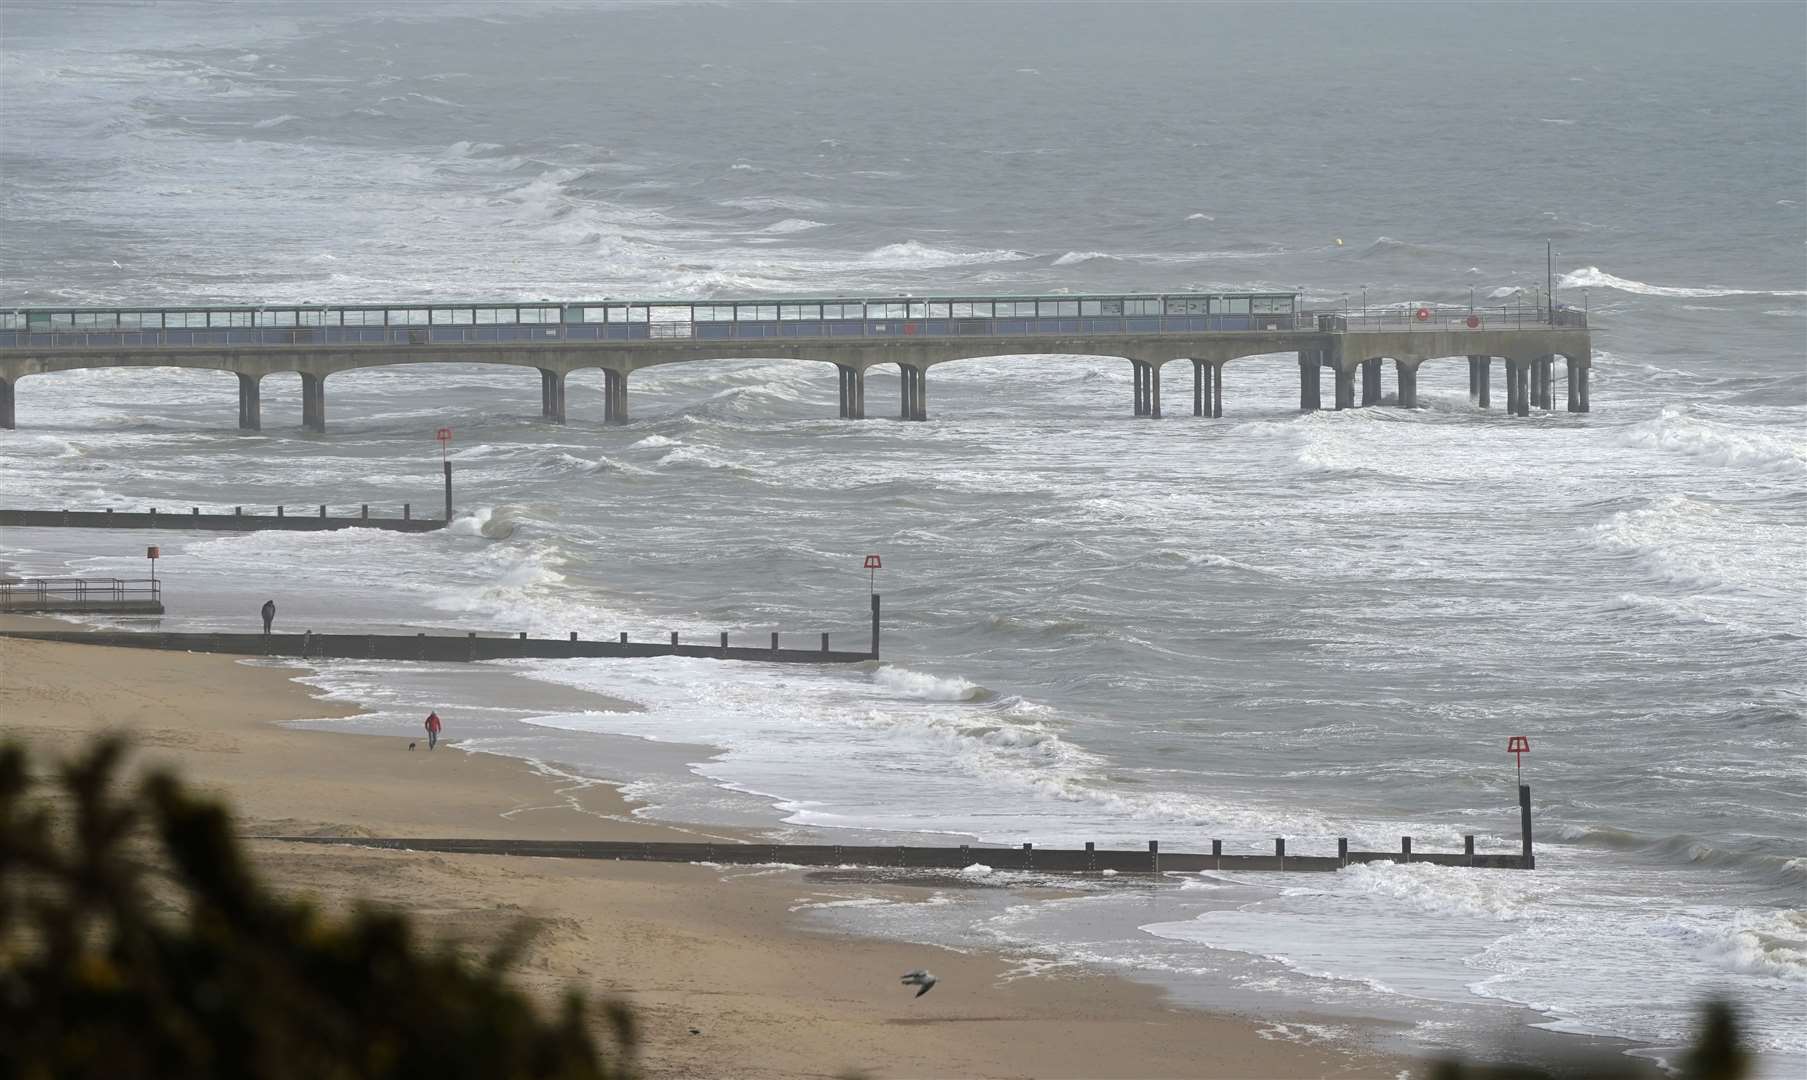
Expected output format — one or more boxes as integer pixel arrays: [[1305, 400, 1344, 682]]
[[0, 630, 1411, 1079]]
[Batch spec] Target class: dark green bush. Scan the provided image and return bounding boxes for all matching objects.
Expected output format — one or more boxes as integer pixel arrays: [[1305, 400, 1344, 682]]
[[0, 738, 634, 1079]]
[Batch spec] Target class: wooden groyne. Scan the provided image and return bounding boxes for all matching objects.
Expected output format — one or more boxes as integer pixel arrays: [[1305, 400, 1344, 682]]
[[257, 805, 1537, 873], [0, 507, 444, 533], [0, 462, 458, 533], [0, 597, 884, 665]]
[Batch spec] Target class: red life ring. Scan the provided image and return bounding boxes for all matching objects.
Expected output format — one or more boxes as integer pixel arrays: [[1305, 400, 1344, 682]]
[[1415, 306, 1432, 322], [1465, 314, 1481, 329]]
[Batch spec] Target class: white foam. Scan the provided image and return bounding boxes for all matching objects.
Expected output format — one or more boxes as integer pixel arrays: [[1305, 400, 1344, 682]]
[[1561, 265, 1806, 299]]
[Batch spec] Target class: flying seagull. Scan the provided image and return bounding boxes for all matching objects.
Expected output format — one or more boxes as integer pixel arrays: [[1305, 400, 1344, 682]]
[[900, 969, 937, 998], [111, 260, 122, 269]]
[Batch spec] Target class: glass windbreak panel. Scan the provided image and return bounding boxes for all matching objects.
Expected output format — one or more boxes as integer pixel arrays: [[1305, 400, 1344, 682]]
[[296, 310, 324, 326], [446, 308, 473, 324], [210, 310, 251, 327], [607, 305, 646, 323], [389, 308, 428, 325], [648, 306, 690, 323], [927, 302, 950, 318], [429, 309, 456, 324], [340, 309, 377, 326], [737, 304, 777, 321], [1167, 297, 1207, 315], [0, 312, 17, 329], [1251, 296, 1294, 313], [474, 308, 506, 324], [583, 307, 611, 322], [1080, 300, 1102, 316], [268, 310, 298, 326], [695, 305, 731, 322], [779, 304, 820, 320], [518, 307, 557, 324], [821, 303, 853, 319], [27, 312, 51, 328], [906, 302, 927, 318], [1220, 297, 1250, 314], [1122, 299, 1160, 316], [1099, 299, 1124, 316]]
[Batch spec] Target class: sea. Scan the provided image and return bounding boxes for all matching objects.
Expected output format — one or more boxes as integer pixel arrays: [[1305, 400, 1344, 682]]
[[2, 1, 1802, 1073]]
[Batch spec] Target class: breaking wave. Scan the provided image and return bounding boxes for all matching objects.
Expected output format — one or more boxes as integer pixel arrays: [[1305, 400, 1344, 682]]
[[1561, 266, 1807, 299]]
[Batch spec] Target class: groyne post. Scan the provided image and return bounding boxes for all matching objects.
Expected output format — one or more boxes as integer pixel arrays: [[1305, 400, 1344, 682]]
[[1085, 841, 1095, 871], [1465, 834, 1476, 866], [820, 632, 829, 652], [1519, 784, 1535, 869], [443, 461, 453, 522], [870, 593, 881, 659], [403, 503, 410, 520], [1337, 837, 1348, 866], [1149, 840, 1159, 873], [1402, 836, 1412, 863]]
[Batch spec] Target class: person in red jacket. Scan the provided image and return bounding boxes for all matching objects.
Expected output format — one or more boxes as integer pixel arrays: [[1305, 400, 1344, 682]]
[[424, 711, 443, 750]]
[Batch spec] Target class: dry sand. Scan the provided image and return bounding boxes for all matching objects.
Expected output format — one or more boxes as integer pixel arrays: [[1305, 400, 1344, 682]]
[[0, 633, 1410, 1079]]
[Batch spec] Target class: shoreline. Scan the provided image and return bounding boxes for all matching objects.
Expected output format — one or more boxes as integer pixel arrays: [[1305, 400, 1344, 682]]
[[1, 633, 1415, 1078]]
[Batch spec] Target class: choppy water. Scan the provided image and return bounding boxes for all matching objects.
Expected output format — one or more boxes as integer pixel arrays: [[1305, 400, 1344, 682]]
[[3, 2, 1803, 1072]]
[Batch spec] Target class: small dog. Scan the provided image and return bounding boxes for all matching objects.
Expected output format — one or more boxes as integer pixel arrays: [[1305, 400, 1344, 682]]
[[408, 741, 417, 751]]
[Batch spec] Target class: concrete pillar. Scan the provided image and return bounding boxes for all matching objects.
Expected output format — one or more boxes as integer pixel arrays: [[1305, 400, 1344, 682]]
[[1468, 355, 1489, 408], [1334, 363, 1355, 410], [1395, 360, 1418, 409], [899, 365, 927, 421], [1519, 360, 1532, 417], [1210, 362, 1223, 418], [236, 372, 261, 430], [301, 372, 326, 432], [603, 369, 628, 424], [1149, 362, 1162, 418], [1130, 361, 1147, 417], [1298, 352, 1321, 411], [1193, 360, 1204, 416], [0, 376, 11, 430], [538, 368, 566, 424], [836, 364, 865, 419], [1575, 354, 1591, 413], [1361, 358, 1382, 407], [1538, 356, 1555, 410]]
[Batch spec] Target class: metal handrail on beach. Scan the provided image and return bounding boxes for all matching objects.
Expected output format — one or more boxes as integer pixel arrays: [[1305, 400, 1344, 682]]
[[0, 576, 161, 610]]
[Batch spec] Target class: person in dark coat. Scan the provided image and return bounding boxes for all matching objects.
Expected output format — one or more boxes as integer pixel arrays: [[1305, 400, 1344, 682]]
[[261, 599, 276, 636], [424, 711, 443, 750]]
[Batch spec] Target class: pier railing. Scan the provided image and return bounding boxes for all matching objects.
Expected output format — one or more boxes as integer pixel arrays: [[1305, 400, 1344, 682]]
[[0, 576, 161, 612]]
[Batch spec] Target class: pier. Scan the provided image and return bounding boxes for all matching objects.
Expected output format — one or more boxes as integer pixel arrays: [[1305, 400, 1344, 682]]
[[0, 292, 1592, 431], [256, 786, 1536, 874], [0, 594, 883, 665]]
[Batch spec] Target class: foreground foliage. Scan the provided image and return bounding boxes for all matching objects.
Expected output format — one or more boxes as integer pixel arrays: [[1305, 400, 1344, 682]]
[[0, 738, 634, 1079]]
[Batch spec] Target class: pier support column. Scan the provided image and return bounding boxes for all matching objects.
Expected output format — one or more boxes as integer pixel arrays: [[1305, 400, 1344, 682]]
[[1537, 356, 1555, 410], [1130, 361, 1147, 417], [300, 373, 326, 432], [1469, 355, 1490, 409], [1395, 360, 1419, 409], [899, 365, 926, 421], [1192, 360, 1204, 417], [1505, 359, 1530, 417], [538, 368, 566, 424], [1567, 352, 1591, 413], [1333, 363, 1356, 410], [1149, 362, 1162, 418], [236, 372, 261, 430], [1361, 358, 1382, 407], [835, 365, 866, 420], [1209, 362, 1223, 418], [602, 369, 629, 424], [1298, 351, 1321, 411], [0, 376, 12, 430]]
